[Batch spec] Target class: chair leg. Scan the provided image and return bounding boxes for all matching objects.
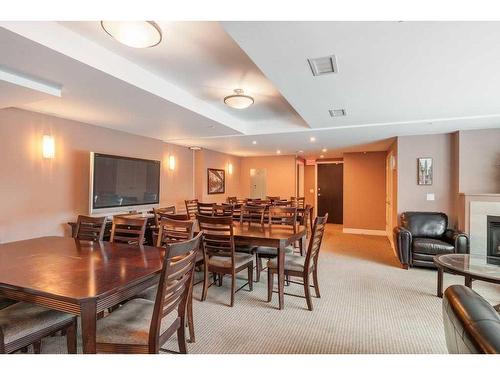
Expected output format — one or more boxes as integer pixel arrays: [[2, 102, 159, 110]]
[[267, 269, 273, 302], [177, 315, 188, 354], [33, 340, 41, 354], [230, 273, 236, 307], [247, 263, 254, 291], [312, 268, 321, 298], [256, 255, 262, 282], [218, 274, 224, 287], [187, 287, 195, 343], [201, 265, 209, 302], [66, 319, 77, 354], [303, 274, 313, 311]]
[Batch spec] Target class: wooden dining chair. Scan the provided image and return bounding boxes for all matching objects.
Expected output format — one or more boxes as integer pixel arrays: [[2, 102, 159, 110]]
[[267, 214, 328, 311], [0, 302, 77, 354], [213, 204, 233, 217], [197, 202, 215, 216], [110, 216, 147, 246], [184, 199, 199, 220], [291, 196, 306, 209], [152, 206, 176, 227], [240, 204, 266, 226], [254, 206, 298, 282], [95, 233, 202, 354], [197, 214, 253, 307], [74, 215, 106, 241]]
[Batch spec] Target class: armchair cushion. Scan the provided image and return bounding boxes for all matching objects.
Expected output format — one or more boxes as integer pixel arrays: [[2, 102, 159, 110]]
[[401, 212, 447, 238], [412, 238, 454, 255]]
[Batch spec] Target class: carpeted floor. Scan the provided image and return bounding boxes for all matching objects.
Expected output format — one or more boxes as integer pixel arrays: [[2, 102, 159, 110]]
[[33, 225, 500, 354]]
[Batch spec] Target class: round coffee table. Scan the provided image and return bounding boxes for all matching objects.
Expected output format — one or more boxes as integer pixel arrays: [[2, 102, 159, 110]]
[[433, 253, 500, 298]]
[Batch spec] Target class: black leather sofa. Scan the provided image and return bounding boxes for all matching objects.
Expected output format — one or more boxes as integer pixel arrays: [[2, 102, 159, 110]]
[[394, 212, 469, 269], [443, 285, 500, 354]]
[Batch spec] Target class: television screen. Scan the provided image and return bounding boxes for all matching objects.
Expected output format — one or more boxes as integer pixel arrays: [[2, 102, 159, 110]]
[[91, 153, 160, 211]]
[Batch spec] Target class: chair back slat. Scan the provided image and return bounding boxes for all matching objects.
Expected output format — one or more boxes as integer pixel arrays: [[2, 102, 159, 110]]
[[184, 199, 199, 220], [240, 205, 265, 226], [156, 218, 195, 247], [74, 215, 106, 241], [153, 206, 176, 227], [149, 232, 202, 349], [213, 204, 234, 217], [268, 206, 297, 232], [304, 214, 328, 271], [110, 216, 147, 246], [197, 202, 215, 216]]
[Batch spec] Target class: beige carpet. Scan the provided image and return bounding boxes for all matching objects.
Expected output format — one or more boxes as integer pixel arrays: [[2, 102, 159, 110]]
[[29, 225, 500, 354]]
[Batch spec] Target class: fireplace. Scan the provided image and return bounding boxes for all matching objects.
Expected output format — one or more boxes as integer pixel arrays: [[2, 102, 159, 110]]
[[487, 215, 500, 258]]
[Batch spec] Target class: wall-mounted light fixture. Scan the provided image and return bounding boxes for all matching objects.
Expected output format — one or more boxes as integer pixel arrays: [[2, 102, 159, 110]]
[[42, 135, 55, 159], [168, 155, 176, 170], [227, 163, 233, 175]]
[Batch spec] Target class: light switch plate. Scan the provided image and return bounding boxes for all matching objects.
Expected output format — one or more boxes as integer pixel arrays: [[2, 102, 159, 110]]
[[426, 193, 435, 201]]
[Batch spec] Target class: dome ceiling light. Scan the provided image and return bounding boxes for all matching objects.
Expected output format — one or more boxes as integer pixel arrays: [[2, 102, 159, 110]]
[[224, 89, 254, 109], [101, 21, 162, 48]]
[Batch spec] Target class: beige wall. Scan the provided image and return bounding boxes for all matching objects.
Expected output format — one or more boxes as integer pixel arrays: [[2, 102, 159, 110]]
[[194, 149, 241, 203], [458, 128, 500, 194], [240, 155, 296, 199], [343, 152, 387, 231], [0, 108, 194, 243], [304, 165, 315, 207], [397, 134, 454, 226], [387, 139, 398, 233]]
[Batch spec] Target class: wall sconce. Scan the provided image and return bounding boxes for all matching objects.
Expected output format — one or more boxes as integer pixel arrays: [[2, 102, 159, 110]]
[[168, 155, 176, 170], [227, 162, 233, 175], [42, 135, 55, 159]]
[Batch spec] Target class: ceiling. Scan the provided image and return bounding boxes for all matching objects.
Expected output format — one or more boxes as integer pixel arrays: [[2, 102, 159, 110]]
[[1, 21, 500, 158]]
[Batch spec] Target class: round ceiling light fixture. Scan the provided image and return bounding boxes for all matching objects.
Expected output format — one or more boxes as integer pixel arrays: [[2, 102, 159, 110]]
[[224, 89, 254, 109], [101, 21, 162, 48]]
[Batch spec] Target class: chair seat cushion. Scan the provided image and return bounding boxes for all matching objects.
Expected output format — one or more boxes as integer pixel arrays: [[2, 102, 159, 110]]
[[96, 299, 177, 346], [413, 238, 454, 255], [0, 302, 75, 345], [209, 253, 253, 269], [235, 245, 255, 254], [0, 298, 16, 310], [255, 245, 295, 256], [135, 285, 157, 301], [267, 254, 308, 272]]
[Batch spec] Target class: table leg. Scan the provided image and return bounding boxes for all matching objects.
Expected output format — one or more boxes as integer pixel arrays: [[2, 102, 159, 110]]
[[278, 242, 285, 310], [465, 275, 473, 288], [437, 266, 443, 298], [80, 299, 97, 354], [299, 235, 305, 256]]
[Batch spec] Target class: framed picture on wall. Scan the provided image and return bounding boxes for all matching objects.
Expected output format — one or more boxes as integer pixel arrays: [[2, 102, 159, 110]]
[[207, 168, 225, 194], [417, 157, 433, 185]]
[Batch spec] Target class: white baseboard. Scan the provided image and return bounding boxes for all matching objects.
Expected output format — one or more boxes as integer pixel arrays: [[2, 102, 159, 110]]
[[343, 228, 387, 236]]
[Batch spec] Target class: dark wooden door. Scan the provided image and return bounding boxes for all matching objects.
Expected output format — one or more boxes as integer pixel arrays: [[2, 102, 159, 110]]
[[317, 163, 343, 224]]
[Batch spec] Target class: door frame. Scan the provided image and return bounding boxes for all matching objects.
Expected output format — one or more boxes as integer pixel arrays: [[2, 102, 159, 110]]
[[315, 160, 344, 222]]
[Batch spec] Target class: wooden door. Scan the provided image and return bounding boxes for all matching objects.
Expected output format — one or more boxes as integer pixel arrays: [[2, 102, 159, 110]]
[[317, 163, 343, 224]]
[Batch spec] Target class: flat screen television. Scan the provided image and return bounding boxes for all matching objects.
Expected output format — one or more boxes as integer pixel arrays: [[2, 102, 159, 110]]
[[89, 152, 161, 215]]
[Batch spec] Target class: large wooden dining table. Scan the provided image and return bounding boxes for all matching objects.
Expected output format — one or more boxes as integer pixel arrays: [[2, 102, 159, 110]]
[[0, 236, 164, 354], [232, 222, 307, 310]]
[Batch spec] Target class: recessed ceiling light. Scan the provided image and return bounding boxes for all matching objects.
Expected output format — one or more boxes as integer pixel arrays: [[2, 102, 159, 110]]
[[322, 148, 327, 153], [224, 89, 254, 109], [276, 150, 281, 154], [329, 109, 346, 117], [320, 155, 325, 158], [189, 146, 202, 151], [297, 150, 304, 153], [310, 137, 316, 142], [101, 21, 162, 48], [252, 140, 257, 145]]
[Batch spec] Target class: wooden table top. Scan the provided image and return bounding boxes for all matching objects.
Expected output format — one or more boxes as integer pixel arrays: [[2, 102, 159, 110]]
[[232, 222, 306, 240], [0, 236, 164, 302]]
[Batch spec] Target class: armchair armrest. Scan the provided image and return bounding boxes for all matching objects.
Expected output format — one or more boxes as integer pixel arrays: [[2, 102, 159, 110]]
[[394, 227, 412, 268], [443, 229, 470, 254]]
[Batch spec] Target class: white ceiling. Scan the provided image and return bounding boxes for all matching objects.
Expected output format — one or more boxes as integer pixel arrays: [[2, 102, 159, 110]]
[[1, 21, 500, 158]]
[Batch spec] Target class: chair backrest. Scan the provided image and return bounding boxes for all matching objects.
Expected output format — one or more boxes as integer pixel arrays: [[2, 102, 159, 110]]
[[153, 206, 176, 227], [197, 202, 215, 216], [213, 204, 233, 217], [302, 204, 313, 237], [149, 232, 202, 351], [240, 204, 266, 226], [304, 214, 328, 272], [160, 213, 190, 221], [197, 214, 235, 264], [157, 218, 195, 247], [184, 199, 199, 220], [74, 215, 106, 241], [291, 197, 305, 209], [110, 216, 147, 245], [268, 206, 297, 232], [246, 198, 262, 205], [401, 211, 448, 238], [226, 196, 237, 204], [266, 196, 280, 203], [274, 199, 293, 207]]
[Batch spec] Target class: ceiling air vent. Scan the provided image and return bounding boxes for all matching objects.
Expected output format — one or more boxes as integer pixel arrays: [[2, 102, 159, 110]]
[[308, 55, 338, 76], [329, 109, 346, 117]]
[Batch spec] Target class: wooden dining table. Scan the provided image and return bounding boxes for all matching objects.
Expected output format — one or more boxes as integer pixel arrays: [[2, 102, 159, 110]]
[[0, 236, 164, 354], [232, 222, 307, 310]]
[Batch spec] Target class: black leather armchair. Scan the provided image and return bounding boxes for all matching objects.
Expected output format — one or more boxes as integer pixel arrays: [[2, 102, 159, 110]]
[[394, 212, 469, 269], [443, 285, 500, 354]]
